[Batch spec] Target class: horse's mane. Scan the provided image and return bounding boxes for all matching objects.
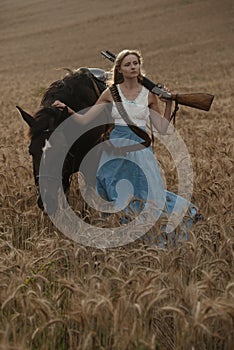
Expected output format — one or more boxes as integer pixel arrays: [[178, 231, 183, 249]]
[[41, 68, 105, 112], [28, 68, 106, 139]]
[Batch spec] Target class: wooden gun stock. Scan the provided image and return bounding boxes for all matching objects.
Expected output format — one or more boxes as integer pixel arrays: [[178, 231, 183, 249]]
[[170, 93, 214, 111], [101, 50, 215, 112]]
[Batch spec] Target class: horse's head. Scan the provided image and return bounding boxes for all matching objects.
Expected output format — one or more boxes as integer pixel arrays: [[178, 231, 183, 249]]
[[17, 105, 69, 214]]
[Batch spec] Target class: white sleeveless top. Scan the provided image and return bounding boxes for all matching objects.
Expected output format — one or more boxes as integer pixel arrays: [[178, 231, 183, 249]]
[[111, 84, 150, 127]]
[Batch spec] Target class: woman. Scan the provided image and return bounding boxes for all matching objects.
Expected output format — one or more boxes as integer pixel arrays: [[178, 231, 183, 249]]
[[53, 49, 198, 243]]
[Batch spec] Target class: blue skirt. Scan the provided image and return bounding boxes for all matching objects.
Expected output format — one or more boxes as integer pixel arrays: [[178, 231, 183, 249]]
[[96, 125, 197, 241]]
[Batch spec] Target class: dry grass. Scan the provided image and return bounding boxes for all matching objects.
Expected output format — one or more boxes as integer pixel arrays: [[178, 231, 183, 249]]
[[0, 0, 234, 349]]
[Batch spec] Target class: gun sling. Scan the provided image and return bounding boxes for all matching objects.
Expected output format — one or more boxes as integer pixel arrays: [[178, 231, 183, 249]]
[[107, 84, 152, 155]]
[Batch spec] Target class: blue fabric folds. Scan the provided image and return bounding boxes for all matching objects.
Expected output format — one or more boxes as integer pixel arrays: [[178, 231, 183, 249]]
[[96, 125, 197, 243]]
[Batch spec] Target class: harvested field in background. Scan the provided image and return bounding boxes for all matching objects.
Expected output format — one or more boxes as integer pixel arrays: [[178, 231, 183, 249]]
[[0, 0, 234, 349]]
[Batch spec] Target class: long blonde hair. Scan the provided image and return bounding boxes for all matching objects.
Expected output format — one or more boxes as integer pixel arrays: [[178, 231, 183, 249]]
[[108, 49, 144, 85]]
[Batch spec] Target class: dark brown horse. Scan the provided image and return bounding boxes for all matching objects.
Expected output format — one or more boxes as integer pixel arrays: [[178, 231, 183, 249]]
[[17, 68, 110, 214]]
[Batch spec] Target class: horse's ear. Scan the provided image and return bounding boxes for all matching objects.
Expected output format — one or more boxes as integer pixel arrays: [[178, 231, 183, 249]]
[[16, 105, 35, 127]]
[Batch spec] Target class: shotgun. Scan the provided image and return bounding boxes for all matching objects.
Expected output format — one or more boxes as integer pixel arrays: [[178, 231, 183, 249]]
[[101, 50, 214, 112]]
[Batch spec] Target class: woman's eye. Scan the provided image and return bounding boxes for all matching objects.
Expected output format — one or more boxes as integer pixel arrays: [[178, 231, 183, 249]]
[[124, 61, 138, 67]]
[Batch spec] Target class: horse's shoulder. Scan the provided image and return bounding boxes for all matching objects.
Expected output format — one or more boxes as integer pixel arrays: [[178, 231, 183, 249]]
[[98, 87, 112, 103]]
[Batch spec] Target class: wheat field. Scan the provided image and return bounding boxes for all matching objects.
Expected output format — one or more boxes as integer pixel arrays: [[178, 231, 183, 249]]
[[0, 0, 234, 349]]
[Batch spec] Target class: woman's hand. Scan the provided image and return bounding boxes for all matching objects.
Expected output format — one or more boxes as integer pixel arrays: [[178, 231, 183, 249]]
[[52, 100, 75, 115], [52, 100, 67, 110], [159, 85, 172, 104]]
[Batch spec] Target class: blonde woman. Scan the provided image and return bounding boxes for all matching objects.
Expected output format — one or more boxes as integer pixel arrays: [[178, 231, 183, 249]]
[[53, 49, 198, 242]]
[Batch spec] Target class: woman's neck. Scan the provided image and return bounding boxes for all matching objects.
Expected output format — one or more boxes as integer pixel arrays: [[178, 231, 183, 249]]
[[121, 77, 140, 90]]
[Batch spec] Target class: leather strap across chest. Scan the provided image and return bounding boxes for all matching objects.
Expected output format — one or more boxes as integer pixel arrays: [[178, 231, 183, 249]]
[[109, 84, 151, 153]]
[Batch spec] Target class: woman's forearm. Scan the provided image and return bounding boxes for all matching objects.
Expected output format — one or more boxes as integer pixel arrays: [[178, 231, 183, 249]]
[[151, 100, 172, 134], [53, 100, 106, 126], [73, 103, 106, 125], [163, 100, 173, 122], [158, 100, 172, 134]]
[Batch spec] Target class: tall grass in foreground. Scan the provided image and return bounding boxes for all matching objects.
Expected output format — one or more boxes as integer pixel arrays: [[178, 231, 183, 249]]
[[0, 159, 233, 349]]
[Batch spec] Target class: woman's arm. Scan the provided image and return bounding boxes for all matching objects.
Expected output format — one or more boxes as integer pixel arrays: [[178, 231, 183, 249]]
[[53, 88, 112, 125], [148, 91, 172, 134]]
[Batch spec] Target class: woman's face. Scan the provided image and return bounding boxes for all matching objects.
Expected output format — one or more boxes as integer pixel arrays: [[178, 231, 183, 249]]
[[119, 54, 140, 79]]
